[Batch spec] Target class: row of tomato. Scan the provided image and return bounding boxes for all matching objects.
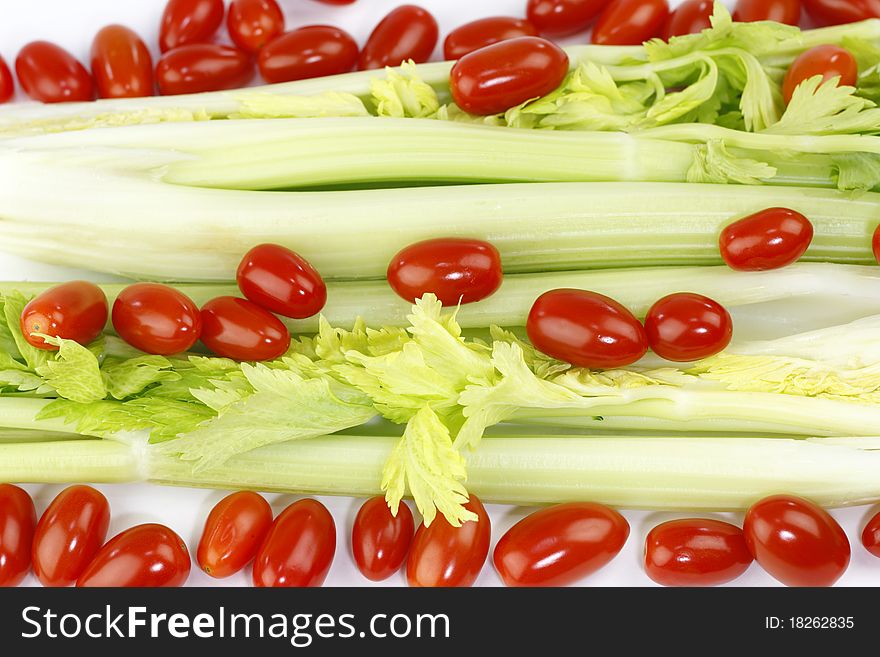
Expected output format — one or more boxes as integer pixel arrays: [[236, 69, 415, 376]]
[[4, 483, 880, 587]]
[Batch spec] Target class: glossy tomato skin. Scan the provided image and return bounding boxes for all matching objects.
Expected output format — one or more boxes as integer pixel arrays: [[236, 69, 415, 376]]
[[734, 0, 801, 24], [0, 485, 36, 587], [494, 503, 629, 587], [527, 289, 648, 369], [237, 244, 327, 318], [0, 56, 14, 104], [197, 491, 273, 579], [32, 486, 110, 588], [873, 225, 880, 264], [112, 283, 202, 355], [157, 44, 254, 95], [645, 519, 752, 587], [783, 45, 858, 105], [21, 281, 108, 351], [159, 0, 225, 52], [15, 41, 94, 103], [527, 0, 607, 37], [719, 208, 814, 271], [352, 497, 414, 582], [387, 238, 503, 305], [593, 0, 670, 46], [258, 26, 358, 83], [664, 0, 714, 39], [862, 511, 880, 557], [407, 495, 491, 588], [744, 495, 850, 587], [451, 37, 568, 115], [645, 293, 732, 362], [444, 17, 538, 60], [227, 0, 285, 54], [803, 0, 880, 26], [200, 296, 290, 361], [358, 5, 439, 70], [91, 25, 154, 99], [253, 499, 336, 587]]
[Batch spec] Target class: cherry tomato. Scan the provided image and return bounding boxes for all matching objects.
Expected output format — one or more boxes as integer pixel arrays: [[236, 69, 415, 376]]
[[493, 503, 629, 587], [719, 207, 814, 271], [32, 486, 110, 588], [156, 44, 254, 96], [450, 37, 568, 116], [0, 485, 36, 587], [527, 289, 648, 369], [664, 0, 714, 39], [159, 0, 225, 53], [358, 5, 439, 71], [444, 17, 538, 60], [227, 0, 285, 54], [352, 497, 414, 582], [407, 495, 491, 588], [258, 26, 358, 83], [802, 0, 880, 26], [593, 0, 670, 45], [253, 499, 336, 587], [526, 0, 607, 37], [645, 519, 753, 587], [733, 0, 801, 24], [20, 281, 108, 351], [77, 524, 190, 587], [15, 41, 94, 103], [744, 495, 850, 587], [112, 283, 202, 355], [200, 296, 290, 362], [90, 25, 154, 99], [236, 244, 327, 319], [861, 510, 880, 558], [645, 293, 732, 362], [197, 491, 273, 579], [783, 45, 858, 105], [873, 224, 880, 264], [386, 238, 503, 305], [0, 56, 14, 104]]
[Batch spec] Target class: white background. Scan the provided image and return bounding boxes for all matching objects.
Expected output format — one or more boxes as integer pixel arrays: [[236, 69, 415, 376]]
[[2, 0, 879, 587]]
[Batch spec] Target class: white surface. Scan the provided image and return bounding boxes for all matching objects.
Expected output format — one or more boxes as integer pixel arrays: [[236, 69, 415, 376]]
[[3, 0, 880, 587]]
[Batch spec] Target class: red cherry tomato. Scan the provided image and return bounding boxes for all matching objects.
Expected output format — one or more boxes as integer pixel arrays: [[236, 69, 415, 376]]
[[527, 289, 648, 369], [493, 503, 629, 587], [112, 283, 202, 355], [645, 519, 753, 587], [386, 238, 503, 305], [253, 499, 336, 587], [258, 26, 358, 83], [527, 0, 607, 37], [352, 497, 414, 581], [200, 296, 291, 362], [645, 293, 732, 362], [32, 486, 110, 588], [90, 25, 154, 99], [450, 37, 568, 115], [156, 44, 254, 95], [593, 0, 670, 45], [873, 225, 880, 264], [783, 45, 858, 105], [358, 5, 439, 71], [236, 244, 327, 319], [443, 17, 538, 60], [0, 485, 36, 587], [20, 281, 108, 351], [744, 495, 850, 587], [77, 524, 191, 587], [733, 0, 801, 24], [407, 495, 491, 588], [719, 207, 814, 271], [802, 0, 880, 26], [227, 0, 285, 54], [664, 0, 714, 39], [0, 56, 14, 104], [15, 41, 94, 103], [197, 491, 273, 579], [862, 510, 880, 558], [159, 0, 225, 53]]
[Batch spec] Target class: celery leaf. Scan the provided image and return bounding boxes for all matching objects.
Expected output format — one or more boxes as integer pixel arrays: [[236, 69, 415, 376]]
[[687, 140, 776, 185], [101, 355, 181, 400], [371, 62, 440, 118], [763, 75, 880, 135], [33, 335, 106, 404]]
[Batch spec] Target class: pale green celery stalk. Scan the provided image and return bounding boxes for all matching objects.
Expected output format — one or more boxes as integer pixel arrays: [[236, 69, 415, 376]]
[[3, 433, 880, 510]]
